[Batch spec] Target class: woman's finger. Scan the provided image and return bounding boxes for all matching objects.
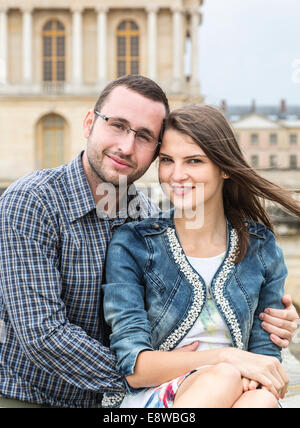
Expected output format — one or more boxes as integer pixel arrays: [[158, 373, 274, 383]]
[[242, 377, 250, 391], [248, 380, 259, 390]]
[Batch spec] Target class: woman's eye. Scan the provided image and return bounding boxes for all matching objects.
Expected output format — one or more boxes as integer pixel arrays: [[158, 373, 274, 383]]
[[159, 157, 172, 163], [188, 159, 202, 164]]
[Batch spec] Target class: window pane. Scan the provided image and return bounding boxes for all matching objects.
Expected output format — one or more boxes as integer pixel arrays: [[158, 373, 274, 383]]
[[44, 130, 53, 169], [56, 21, 65, 31], [250, 134, 259, 145], [270, 155, 277, 167], [290, 134, 298, 145], [118, 36, 126, 57], [118, 61, 126, 77], [54, 116, 64, 128], [290, 155, 297, 169], [43, 61, 52, 81], [57, 61, 65, 81], [130, 21, 138, 30], [131, 61, 139, 75], [118, 21, 126, 30], [56, 36, 65, 57], [56, 129, 64, 165], [117, 20, 139, 78], [270, 134, 277, 145], [43, 21, 52, 31], [42, 20, 65, 83], [131, 37, 139, 56], [43, 36, 52, 57], [251, 155, 259, 168], [42, 115, 65, 168]]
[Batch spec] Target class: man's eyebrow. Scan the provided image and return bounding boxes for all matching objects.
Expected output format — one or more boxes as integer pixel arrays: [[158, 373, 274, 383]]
[[137, 127, 156, 138], [109, 116, 130, 124]]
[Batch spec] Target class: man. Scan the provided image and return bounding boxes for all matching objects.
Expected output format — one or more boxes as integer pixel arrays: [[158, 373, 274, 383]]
[[0, 75, 298, 408]]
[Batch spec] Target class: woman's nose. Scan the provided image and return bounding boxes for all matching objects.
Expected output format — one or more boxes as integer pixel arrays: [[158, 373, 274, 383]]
[[171, 164, 189, 182]]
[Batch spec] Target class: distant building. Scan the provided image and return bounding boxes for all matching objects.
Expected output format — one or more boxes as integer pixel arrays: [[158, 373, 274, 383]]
[[0, 0, 204, 191], [221, 100, 300, 191]]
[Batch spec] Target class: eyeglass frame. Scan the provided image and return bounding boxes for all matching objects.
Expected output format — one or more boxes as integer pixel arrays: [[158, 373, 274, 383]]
[[94, 110, 163, 151]]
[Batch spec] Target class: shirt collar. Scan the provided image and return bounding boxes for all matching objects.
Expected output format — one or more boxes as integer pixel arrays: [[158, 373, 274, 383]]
[[66, 152, 97, 223], [66, 152, 152, 224]]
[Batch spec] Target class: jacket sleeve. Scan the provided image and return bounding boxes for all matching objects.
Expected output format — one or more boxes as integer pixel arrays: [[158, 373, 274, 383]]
[[247, 230, 287, 362], [103, 224, 154, 384]]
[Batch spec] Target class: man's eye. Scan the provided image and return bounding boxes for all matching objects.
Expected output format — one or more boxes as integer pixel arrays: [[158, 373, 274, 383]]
[[110, 121, 127, 131], [137, 133, 152, 142]]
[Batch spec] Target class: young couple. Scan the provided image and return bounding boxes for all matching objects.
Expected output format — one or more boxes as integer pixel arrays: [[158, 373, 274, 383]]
[[0, 75, 299, 408]]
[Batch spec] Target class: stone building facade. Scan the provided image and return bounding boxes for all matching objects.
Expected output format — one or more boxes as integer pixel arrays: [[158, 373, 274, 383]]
[[0, 0, 204, 189]]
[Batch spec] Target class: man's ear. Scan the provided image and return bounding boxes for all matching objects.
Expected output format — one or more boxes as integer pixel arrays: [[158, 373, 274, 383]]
[[83, 110, 95, 139]]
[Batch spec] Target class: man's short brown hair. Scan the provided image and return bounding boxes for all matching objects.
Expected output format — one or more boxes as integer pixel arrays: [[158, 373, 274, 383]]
[[94, 74, 170, 116]]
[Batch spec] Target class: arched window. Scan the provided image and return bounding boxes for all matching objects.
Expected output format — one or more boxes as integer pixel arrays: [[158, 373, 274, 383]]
[[42, 20, 65, 82], [36, 114, 66, 169], [117, 20, 139, 77]]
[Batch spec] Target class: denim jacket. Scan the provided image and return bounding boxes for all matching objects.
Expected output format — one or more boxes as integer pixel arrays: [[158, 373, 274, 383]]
[[103, 210, 287, 399]]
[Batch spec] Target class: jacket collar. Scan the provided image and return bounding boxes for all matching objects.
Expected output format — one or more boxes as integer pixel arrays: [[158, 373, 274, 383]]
[[135, 208, 267, 239]]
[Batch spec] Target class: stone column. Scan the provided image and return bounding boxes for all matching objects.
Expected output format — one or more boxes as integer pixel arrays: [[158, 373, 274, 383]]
[[147, 6, 158, 81], [171, 7, 183, 92], [96, 6, 108, 86], [72, 7, 83, 87], [22, 8, 33, 85], [0, 7, 8, 85], [189, 8, 201, 92]]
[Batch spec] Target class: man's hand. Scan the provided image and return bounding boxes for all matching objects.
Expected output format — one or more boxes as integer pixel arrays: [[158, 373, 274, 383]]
[[171, 341, 200, 352], [259, 294, 299, 348]]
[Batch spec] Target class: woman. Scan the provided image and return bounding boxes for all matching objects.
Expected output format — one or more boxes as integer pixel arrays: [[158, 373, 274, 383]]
[[102, 105, 300, 408]]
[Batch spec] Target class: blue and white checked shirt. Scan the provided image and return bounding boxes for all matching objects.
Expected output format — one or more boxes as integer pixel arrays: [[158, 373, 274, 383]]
[[0, 152, 158, 408]]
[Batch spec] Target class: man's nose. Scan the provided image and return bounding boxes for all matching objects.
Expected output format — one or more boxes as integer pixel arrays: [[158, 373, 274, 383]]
[[118, 130, 136, 155]]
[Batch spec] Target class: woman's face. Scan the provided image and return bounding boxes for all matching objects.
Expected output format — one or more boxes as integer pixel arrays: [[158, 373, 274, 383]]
[[158, 129, 225, 216]]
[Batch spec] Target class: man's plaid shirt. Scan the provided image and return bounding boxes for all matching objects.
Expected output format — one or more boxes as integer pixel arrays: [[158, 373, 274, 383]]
[[0, 153, 157, 408]]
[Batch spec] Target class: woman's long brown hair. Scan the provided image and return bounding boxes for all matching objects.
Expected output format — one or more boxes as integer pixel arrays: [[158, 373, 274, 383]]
[[164, 104, 300, 263]]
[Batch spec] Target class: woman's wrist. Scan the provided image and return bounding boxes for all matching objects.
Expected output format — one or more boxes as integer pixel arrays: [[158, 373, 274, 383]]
[[218, 346, 237, 364]]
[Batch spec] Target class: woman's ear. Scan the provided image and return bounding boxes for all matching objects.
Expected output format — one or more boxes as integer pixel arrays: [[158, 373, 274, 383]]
[[222, 172, 230, 179], [83, 110, 95, 139]]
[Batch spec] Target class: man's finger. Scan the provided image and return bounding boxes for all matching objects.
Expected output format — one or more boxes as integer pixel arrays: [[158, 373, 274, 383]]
[[282, 294, 292, 308], [264, 306, 299, 322], [270, 334, 289, 349], [259, 312, 298, 333], [261, 321, 292, 341], [172, 341, 199, 352]]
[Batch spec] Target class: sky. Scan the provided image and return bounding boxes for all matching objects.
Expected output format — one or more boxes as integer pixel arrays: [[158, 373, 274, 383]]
[[199, 0, 300, 106]]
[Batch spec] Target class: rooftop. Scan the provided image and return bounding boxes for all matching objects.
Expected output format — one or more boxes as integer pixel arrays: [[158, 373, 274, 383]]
[[219, 100, 300, 122]]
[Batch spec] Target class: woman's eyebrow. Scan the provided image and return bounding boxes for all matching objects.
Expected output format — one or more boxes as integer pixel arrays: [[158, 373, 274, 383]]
[[159, 152, 172, 157], [159, 153, 207, 159], [183, 154, 207, 159]]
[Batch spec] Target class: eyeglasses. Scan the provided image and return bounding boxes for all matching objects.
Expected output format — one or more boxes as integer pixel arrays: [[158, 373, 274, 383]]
[[94, 110, 160, 152]]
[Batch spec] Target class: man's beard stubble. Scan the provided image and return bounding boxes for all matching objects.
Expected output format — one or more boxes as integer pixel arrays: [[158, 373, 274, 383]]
[[86, 141, 149, 188]]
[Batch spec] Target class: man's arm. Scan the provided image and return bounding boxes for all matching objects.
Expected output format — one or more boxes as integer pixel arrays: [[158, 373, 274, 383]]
[[260, 294, 299, 348], [0, 189, 124, 394]]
